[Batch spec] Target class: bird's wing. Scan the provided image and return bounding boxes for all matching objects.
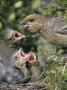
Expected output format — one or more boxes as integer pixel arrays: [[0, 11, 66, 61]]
[[56, 25, 67, 34]]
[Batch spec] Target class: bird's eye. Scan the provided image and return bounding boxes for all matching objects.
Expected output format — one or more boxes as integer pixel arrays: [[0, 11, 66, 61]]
[[28, 19, 34, 22], [15, 56, 18, 59], [8, 37, 12, 41]]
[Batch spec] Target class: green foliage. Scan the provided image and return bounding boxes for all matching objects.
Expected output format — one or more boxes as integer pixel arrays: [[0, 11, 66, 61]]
[[40, 57, 67, 90]]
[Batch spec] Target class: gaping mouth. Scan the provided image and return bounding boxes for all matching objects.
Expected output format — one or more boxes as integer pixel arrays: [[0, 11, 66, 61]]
[[14, 32, 25, 39], [27, 52, 36, 63], [18, 49, 36, 63], [14, 32, 21, 38], [17, 48, 26, 58], [13, 49, 27, 65], [28, 54, 35, 62], [13, 48, 37, 65], [20, 50, 26, 58]]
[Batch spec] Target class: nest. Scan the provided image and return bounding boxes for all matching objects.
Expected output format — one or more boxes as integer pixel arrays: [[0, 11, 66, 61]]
[[0, 81, 47, 90]]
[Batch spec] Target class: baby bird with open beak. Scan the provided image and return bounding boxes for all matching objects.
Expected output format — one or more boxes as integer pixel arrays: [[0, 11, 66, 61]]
[[10, 48, 29, 77], [11, 48, 41, 81], [3, 29, 25, 46], [27, 52, 41, 81], [21, 14, 67, 47]]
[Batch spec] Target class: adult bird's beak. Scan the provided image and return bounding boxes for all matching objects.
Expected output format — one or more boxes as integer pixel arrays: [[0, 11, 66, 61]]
[[20, 20, 29, 29]]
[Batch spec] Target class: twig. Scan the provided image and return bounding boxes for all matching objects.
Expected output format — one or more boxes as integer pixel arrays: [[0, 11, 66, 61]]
[[62, 62, 67, 76]]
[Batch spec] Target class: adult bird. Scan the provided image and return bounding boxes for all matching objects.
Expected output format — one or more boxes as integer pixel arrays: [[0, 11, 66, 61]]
[[21, 14, 67, 47]]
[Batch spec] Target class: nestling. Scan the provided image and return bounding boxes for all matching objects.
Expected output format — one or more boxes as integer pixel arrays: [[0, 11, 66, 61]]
[[3, 29, 25, 45], [0, 59, 24, 83], [11, 48, 41, 81], [21, 14, 67, 47], [10, 48, 30, 77], [26, 52, 41, 81]]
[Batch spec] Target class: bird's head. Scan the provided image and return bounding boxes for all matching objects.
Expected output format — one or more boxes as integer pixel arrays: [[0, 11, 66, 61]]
[[3, 29, 25, 45], [11, 48, 37, 68], [27, 52, 36, 64], [11, 48, 27, 68], [21, 14, 45, 33]]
